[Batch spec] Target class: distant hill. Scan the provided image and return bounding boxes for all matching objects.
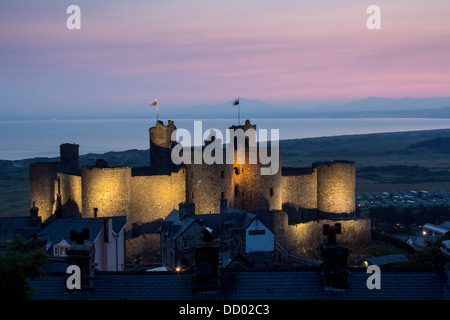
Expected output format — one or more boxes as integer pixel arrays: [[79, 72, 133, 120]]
[[3, 96, 450, 120], [407, 137, 450, 153], [166, 98, 280, 119], [311, 96, 450, 113], [164, 96, 450, 119]]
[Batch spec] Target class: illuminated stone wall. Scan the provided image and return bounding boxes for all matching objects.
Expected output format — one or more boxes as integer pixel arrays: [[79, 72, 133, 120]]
[[57, 172, 82, 218], [185, 146, 282, 214], [130, 169, 186, 225], [81, 167, 132, 218], [281, 170, 317, 210], [186, 161, 233, 214], [270, 211, 371, 256], [29, 162, 59, 222], [315, 161, 356, 216]]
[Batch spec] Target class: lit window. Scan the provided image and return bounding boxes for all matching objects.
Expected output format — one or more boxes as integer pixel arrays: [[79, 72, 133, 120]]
[[53, 246, 58, 256]]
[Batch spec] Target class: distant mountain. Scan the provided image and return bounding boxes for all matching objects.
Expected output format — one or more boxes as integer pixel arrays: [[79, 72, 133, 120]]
[[311, 96, 450, 113], [2, 96, 450, 120], [163, 97, 450, 119], [165, 98, 280, 119], [296, 106, 450, 119]]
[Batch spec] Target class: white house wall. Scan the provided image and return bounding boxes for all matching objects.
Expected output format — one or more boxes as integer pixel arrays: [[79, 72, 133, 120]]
[[245, 219, 274, 253]]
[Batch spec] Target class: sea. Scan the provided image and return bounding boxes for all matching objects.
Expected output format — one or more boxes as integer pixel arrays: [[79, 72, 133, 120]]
[[1, 118, 450, 161]]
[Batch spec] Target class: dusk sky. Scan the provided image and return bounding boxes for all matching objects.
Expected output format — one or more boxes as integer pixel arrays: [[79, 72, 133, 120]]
[[1, 0, 449, 118]]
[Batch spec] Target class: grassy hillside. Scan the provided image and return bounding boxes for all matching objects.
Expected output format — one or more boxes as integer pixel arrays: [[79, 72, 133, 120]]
[[1, 128, 450, 217]]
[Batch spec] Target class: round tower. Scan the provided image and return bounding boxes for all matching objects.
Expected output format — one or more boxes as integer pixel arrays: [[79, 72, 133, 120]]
[[149, 120, 177, 174], [315, 161, 356, 217]]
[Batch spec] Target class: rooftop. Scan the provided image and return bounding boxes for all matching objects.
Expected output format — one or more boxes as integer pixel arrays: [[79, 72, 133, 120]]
[[28, 267, 449, 300]]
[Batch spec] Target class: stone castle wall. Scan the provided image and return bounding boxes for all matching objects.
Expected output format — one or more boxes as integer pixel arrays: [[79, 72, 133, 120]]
[[281, 170, 317, 210], [29, 162, 59, 222], [130, 169, 186, 226], [270, 211, 371, 256], [81, 167, 132, 218], [185, 146, 282, 214], [186, 161, 233, 214], [57, 172, 82, 218], [315, 161, 356, 216], [29, 120, 365, 265]]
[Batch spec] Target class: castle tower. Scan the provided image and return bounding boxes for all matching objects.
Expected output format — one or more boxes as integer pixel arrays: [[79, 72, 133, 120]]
[[185, 119, 282, 214], [60, 143, 80, 174], [149, 120, 177, 174], [314, 161, 356, 218], [29, 162, 59, 222]]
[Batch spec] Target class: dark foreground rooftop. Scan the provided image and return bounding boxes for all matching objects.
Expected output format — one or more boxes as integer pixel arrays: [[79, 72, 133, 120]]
[[29, 267, 449, 300]]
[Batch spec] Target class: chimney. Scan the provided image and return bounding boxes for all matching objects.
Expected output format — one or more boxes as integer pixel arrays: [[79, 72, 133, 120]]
[[220, 198, 227, 214], [29, 201, 39, 225], [66, 228, 96, 290], [320, 223, 349, 290], [104, 218, 112, 243], [179, 202, 195, 220], [194, 228, 221, 291]]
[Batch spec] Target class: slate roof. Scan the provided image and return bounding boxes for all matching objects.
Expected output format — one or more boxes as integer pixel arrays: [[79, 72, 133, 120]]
[[197, 211, 271, 240], [28, 267, 449, 300], [37, 216, 127, 245], [367, 254, 410, 266], [423, 223, 449, 235], [0, 216, 42, 246], [162, 212, 202, 240]]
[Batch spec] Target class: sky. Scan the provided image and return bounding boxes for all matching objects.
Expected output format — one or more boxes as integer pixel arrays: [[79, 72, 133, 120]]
[[0, 0, 449, 118]]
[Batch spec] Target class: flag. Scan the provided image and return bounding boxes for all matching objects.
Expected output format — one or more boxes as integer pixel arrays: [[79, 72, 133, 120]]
[[149, 98, 158, 106], [233, 98, 239, 106]]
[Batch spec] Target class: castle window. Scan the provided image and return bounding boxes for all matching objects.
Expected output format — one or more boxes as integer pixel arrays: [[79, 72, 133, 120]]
[[270, 188, 274, 197], [234, 167, 240, 175], [235, 185, 239, 197], [221, 192, 224, 198], [221, 171, 224, 178]]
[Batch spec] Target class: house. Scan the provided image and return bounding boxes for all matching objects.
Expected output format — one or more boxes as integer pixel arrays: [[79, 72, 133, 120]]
[[38, 216, 127, 271], [199, 210, 275, 267], [27, 229, 450, 301], [160, 203, 205, 270], [161, 200, 275, 270], [422, 223, 449, 238], [0, 203, 42, 247]]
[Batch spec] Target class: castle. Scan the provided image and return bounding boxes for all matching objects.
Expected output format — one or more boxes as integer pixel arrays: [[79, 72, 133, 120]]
[[29, 119, 370, 263]]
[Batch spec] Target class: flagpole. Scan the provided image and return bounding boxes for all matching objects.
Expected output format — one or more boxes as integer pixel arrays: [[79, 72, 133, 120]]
[[238, 97, 240, 125]]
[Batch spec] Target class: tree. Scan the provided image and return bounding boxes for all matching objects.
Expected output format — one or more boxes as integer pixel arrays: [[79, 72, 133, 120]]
[[0, 235, 48, 300]]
